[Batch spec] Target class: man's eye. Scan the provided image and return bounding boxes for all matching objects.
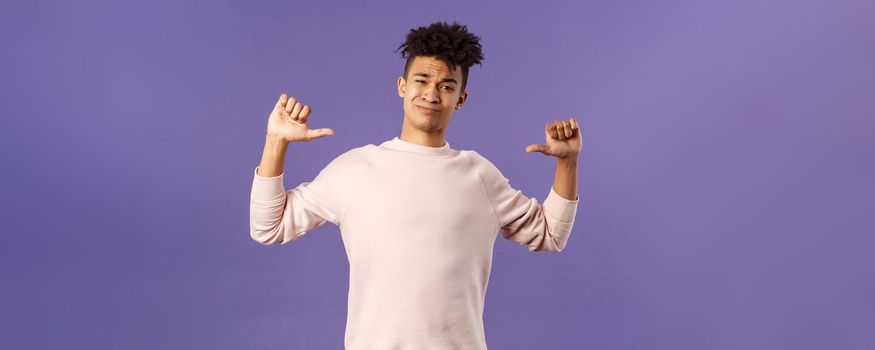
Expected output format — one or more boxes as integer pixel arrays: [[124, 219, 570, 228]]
[[442, 86, 454, 91], [416, 80, 425, 84]]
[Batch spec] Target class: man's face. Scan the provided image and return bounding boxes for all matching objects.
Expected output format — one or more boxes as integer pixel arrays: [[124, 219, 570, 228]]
[[397, 55, 468, 134]]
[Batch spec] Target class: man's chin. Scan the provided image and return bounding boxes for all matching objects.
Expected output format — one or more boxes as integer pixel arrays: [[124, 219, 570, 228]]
[[405, 112, 446, 131], [413, 120, 445, 133]]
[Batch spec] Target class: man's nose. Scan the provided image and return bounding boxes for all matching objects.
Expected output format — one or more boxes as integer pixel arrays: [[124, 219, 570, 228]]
[[421, 86, 440, 103]]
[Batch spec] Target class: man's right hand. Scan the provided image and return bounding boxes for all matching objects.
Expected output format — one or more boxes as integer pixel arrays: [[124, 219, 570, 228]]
[[266, 93, 335, 143]]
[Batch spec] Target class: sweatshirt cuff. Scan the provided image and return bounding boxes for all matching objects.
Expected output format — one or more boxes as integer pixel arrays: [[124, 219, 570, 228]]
[[251, 166, 286, 200], [544, 185, 579, 223]]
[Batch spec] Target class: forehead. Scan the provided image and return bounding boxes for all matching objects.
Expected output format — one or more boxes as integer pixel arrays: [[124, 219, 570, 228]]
[[409, 56, 462, 79]]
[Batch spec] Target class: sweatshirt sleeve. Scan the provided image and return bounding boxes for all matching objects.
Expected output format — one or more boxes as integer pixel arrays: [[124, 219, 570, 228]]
[[249, 146, 372, 245], [467, 150, 580, 252]]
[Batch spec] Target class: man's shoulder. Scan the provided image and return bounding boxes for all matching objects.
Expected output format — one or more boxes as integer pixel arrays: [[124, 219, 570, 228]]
[[461, 149, 504, 179], [461, 148, 488, 162], [338, 143, 377, 156], [326, 143, 378, 168]]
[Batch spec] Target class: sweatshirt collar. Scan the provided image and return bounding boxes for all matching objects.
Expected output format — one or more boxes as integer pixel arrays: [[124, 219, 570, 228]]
[[381, 136, 452, 154]]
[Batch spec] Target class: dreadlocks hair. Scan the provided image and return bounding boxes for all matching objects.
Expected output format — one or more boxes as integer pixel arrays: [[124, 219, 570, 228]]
[[394, 21, 484, 92]]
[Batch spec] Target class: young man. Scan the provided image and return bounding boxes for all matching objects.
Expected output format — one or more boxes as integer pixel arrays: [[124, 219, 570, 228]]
[[250, 21, 580, 349]]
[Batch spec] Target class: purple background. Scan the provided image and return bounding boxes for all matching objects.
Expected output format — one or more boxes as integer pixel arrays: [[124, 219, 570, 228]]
[[2, 0, 873, 349]]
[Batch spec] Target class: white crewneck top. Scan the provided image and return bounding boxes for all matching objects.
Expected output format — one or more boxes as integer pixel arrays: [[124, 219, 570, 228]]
[[250, 136, 580, 349]]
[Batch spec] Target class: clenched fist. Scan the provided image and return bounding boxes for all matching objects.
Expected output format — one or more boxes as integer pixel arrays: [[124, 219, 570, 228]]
[[266, 93, 335, 143]]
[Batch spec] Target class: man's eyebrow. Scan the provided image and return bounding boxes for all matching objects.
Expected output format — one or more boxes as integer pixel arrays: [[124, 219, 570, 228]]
[[412, 72, 458, 84]]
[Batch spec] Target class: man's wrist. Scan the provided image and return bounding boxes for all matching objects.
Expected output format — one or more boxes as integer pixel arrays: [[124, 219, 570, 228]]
[[263, 134, 289, 158], [557, 155, 579, 166], [265, 134, 289, 146]]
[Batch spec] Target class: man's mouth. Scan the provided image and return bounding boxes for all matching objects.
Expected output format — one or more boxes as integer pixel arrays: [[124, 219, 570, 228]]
[[416, 105, 440, 115]]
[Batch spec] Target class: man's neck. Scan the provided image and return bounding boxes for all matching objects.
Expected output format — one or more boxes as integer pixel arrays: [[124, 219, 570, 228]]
[[399, 121, 447, 147]]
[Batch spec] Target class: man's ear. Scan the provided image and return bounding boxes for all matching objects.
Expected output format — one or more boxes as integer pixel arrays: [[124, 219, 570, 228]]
[[397, 75, 405, 98], [456, 90, 468, 109]]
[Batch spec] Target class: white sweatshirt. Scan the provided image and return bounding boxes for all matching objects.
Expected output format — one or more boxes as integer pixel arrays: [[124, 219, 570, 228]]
[[250, 136, 579, 349]]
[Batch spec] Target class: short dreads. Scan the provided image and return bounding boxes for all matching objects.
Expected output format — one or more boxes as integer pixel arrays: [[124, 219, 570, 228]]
[[395, 21, 484, 91]]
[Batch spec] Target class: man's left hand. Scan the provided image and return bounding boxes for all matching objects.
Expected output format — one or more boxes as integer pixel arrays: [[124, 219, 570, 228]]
[[525, 118, 582, 160]]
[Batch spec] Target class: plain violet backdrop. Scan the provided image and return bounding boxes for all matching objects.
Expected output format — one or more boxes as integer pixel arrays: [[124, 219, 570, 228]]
[[1, 0, 873, 349]]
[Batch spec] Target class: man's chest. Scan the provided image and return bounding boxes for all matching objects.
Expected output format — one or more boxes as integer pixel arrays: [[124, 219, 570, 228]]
[[343, 161, 497, 238]]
